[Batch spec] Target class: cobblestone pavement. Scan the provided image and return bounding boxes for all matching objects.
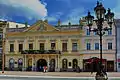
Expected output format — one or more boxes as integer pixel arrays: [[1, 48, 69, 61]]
[[0, 71, 120, 77]]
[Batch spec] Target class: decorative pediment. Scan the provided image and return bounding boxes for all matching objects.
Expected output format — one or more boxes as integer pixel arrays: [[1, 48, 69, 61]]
[[23, 20, 59, 32]]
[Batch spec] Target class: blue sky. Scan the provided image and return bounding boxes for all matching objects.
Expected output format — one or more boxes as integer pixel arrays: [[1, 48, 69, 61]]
[[0, 0, 119, 25]]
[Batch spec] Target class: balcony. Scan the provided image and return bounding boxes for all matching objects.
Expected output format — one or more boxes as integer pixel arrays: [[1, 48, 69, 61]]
[[21, 50, 61, 54]]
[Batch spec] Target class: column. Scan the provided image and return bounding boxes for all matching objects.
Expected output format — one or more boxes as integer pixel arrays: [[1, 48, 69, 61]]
[[78, 39, 81, 53], [24, 38, 28, 50], [79, 54, 83, 69], [47, 56, 50, 71], [68, 38, 72, 53], [57, 55, 60, 68], [57, 38, 62, 51], [45, 39, 50, 50], [55, 56, 57, 69], [24, 55, 26, 70], [15, 40, 18, 54], [32, 56, 34, 71], [34, 36, 38, 50]]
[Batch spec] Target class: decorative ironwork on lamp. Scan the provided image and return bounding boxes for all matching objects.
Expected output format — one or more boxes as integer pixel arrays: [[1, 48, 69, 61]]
[[85, 1, 114, 80]]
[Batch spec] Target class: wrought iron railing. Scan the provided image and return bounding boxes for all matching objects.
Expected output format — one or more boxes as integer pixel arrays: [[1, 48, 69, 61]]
[[21, 50, 61, 54]]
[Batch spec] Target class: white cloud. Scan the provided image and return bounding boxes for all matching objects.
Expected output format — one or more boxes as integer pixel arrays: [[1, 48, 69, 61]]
[[62, 8, 85, 25], [46, 12, 63, 22], [0, 0, 47, 20], [47, 17, 57, 22], [112, 0, 120, 19]]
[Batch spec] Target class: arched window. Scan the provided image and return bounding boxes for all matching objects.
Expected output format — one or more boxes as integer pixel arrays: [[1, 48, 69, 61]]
[[49, 59, 55, 72], [9, 58, 15, 70], [18, 58, 23, 71], [62, 59, 68, 69], [72, 59, 78, 69]]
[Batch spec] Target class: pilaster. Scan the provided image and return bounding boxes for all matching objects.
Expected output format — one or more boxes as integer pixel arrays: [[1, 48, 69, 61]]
[[57, 38, 62, 51], [15, 40, 18, 54], [68, 38, 72, 53]]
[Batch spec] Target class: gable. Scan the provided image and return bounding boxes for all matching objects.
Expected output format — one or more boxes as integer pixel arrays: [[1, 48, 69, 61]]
[[23, 20, 59, 32]]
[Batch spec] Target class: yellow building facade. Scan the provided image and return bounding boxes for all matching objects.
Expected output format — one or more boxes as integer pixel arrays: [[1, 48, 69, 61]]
[[5, 20, 84, 72]]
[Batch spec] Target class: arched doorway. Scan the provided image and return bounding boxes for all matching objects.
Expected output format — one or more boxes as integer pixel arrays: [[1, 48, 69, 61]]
[[18, 58, 23, 71], [37, 59, 47, 71], [9, 58, 15, 71], [62, 59, 68, 70], [72, 59, 78, 71], [49, 59, 55, 72]]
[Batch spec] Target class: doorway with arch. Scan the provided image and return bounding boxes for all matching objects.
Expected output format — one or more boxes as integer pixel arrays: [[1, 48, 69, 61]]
[[9, 58, 15, 71], [37, 59, 47, 72]]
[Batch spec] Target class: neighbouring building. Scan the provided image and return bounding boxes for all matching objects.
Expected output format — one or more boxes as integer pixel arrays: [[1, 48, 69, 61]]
[[0, 21, 29, 70], [4, 18, 116, 72], [115, 19, 120, 72]]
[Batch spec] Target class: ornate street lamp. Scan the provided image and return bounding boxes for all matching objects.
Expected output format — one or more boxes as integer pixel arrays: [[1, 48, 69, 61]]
[[85, 1, 114, 80]]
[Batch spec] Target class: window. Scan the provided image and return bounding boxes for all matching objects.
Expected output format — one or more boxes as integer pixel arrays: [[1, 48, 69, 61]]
[[29, 43, 33, 50], [18, 58, 23, 70], [51, 43, 55, 50], [95, 43, 99, 50], [0, 41, 2, 47], [62, 43, 67, 52], [10, 44, 14, 52], [0, 34, 2, 39], [94, 32, 97, 35], [72, 43, 77, 52], [0, 48, 2, 53], [62, 59, 68, 69], [69, 62, 71, 66], [9, 58, 15, 70], [86, 43, 91, 50], [19, 44, 23, 52], [86, 29, 90, 35], [119, 63, 120, 68], [108, 42, 112, 50], [72, 59, 78, 69], [40, 43, 44, 50], [108, 29, 112, 35]]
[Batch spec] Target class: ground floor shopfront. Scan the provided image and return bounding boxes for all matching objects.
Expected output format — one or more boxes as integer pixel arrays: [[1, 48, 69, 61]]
[[5, 53, 83, 72], [4, 53, 116, 72], [83, 53, 116, 72]]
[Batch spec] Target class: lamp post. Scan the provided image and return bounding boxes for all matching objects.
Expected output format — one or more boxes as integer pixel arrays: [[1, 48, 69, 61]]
[[85, 1, 114, 80], [0, 21, 7, 73]]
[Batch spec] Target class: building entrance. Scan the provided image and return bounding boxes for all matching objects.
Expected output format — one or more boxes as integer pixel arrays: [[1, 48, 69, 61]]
[[37, 59, 47, 72]]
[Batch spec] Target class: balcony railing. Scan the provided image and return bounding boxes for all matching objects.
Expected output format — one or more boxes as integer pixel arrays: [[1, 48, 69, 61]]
[[21, 50, 61, 54]]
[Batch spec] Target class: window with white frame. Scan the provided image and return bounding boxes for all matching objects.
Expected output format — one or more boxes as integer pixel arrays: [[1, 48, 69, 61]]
[[86, 29, 90, 35], [108, 29, 112, 35], [86, 43, 91, 50], [108, 42, 112, 50], [95, 43, 99, 50]]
